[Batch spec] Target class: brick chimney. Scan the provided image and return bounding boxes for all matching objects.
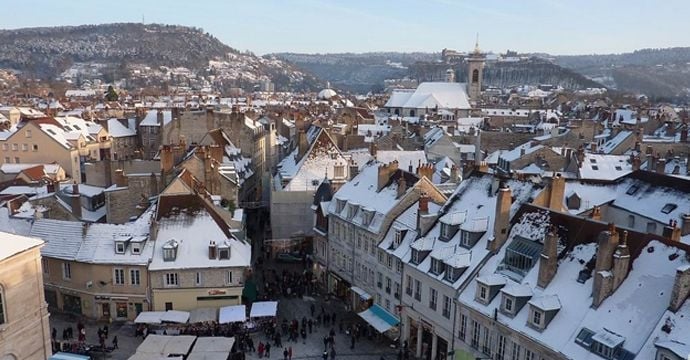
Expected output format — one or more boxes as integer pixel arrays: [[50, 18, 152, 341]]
[[417, 163, 433, 181], [548, 173, 565, 211], [590, 206, 602, 221], [369, 142, 377, 158], [298, 129, 308, 159], [70, 183, 82, 220], [418, 193, 429, 214], [648, 153, 658, 171], [208, 241, 217, 260], [416, 193, 437, 235], [396, 175, 407, 199], [612, 230, 631, 291], [663, 220, 682, 242], [377, 161, 399, 191], [489, 183, 512, 252], [669, 266, 690, 312], [592, 224, 620, 308], [631, 155, 641, 171], [537, 226, 559, 288], [576, 145, 585, 167], [590, 142, 598, 153], [46, 180, 56, 194], [160, 145, 174, 173], [114, 169, 128, 187], [656, 156, 666, 174]]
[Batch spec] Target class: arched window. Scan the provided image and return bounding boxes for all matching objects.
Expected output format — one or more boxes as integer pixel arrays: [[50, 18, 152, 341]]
[[472, 69, 479, 83], [410, 109, 416, 117], [0, 284, 5, 325]]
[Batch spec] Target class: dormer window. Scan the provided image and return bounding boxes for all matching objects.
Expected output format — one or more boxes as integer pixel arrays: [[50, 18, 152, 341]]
[[431, 258, 444, 275], [460, 231, 470, 246], [115, 241, 126, 254], [531, 309, 542, 327], [334, 164, 345, 178], [218, 242, 231, 260], [392, 228, 405, 249], [131, 242, 141, 254], [504, 296, 514, 313], [411, 249, 421, 265], [163, 239, 178, 262], [362, 209, 374, 226], [336, 199, 346, 213], [478, 284, 488, 301], [441, 223, 452, 239]]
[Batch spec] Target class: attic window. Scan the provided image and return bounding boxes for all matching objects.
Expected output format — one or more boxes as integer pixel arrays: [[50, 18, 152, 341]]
[[589, 158, 597, 164], [661, 203, 677, 214], [115, 242, 126, 254], [626, 185, 639, 195], [47, 129, 56, 135], [591, 165, 599, 171], [501, 237, 542, 278], [311, 179, 320, 186], [430, 258, 444, 275], [219, 248, 230, 260], [393, 229, 404, 249], [614, 166, 622, 171]]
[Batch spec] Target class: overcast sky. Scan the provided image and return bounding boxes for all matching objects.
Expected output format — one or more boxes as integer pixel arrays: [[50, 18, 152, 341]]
[[3, 0, 688, 55]]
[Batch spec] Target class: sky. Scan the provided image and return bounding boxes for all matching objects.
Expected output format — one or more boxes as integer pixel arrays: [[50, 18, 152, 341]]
[[2, 0, 689, 55]]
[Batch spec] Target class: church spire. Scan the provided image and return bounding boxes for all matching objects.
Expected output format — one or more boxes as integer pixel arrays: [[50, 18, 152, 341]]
[[473, 33, 481, 55]]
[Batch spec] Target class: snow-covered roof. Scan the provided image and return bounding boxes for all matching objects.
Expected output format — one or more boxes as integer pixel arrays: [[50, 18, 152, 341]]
[[140, 110, 172, 127], [0, 232, 43, 262], [386, 82, 470, 110], [578, 154, 632, 181], [600, 131, 633, 154], [107, 118, 137, 137]]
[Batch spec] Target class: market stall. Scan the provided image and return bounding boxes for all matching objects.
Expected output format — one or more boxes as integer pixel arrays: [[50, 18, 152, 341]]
[[187, 336, 236, 360], [189, 307, 218, 324], [249, 301, 278, 318], [219, 305, 246, 324]]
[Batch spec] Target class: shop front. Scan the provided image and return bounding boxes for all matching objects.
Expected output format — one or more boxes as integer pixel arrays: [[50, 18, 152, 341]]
[[62, 294, 82, 315], [350, 286, 373, 312], [152, 286, 243, 312], [328, 272, 350, 299]]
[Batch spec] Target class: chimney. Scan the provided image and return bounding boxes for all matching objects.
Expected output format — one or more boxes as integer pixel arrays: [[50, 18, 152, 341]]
[[648, 154, 658, 171], [417, 163, 433, 181], [682, 213, 690, 236], [520, 147, 526, 157], [489, 183, 512, 252], [348, 160, 359, 181], [70, 183, 82, 220], [149, 172, 159, 196], [46, 180, 56, 194], [377, 161, 399, 191], [590, 206, 602, 221], [450, 164, 460, 183], [645, 145, 653, 155], [418, 193, 429, 214], [611, 231, 630, 291], [631, 155, 641, 171], [634, 141, 641, 152], [663, 220, 682, 242], [160, 145, 174, 173], [417, 193, 437, 235], [114, 169, 128, 187], [592, 224, 620, 308], [408, 161, 413, 173], [548, 173, 565, 211], [576, 146, 585, 167], [397, 175, 407, 198], [537, 226, 559, 288], [208, 241, 217, 260], [590, 142, 598, 153], [209, 145, 223, 163], [157, 110, 164, 127], [474, 130, 482, 166], [669, 266, 690, 312], [298, 129, 308, 159], [656, 157, 666, 174], [369, 142, 377, 158]]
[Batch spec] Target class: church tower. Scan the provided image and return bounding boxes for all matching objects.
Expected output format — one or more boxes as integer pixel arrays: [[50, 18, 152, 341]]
[[467, 35, 485, 102]]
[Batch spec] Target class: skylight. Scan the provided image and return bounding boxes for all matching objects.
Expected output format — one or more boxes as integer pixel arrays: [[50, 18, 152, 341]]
[[661, 203, 677, 214], [625, 185, 639, 195]]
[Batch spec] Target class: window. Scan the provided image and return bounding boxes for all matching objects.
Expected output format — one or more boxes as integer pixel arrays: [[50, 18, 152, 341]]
[[431, 259, 444, 275], [363, 236, 369, 252], [483, 327, 492, 355], [478, 285, 487, 301], [62, 262, 71, 280], [627, 215, 635, 228], [405, 275, 413, 296], [442, 295, 452, 318], [14, 157, 19, 163], [661, 203, 677, 214], [594, 342, 613, 359], [130, 269, 140, 286], [471, 321, 480, 348], [385, 299, 391, 310], [115, 242, 126, 254], [195, 272, 202, 286], [429, 288, 437, 310], [32, 144, 38, 151], [396, 259, 402, 273], [378, 250, 384, 263], [3, 157, 9, 163], [165, 273, 179, 286], [394, 282, 401, 298], [114, 268, 125, 285], [524, 349, 535, 360], [376, 293, 382, 305], [357, 234, 362, 249], [226, 271, 233, 284], [219, 247, 230, 260], [502, 237, 542, 277], [11, 144, 17, 151], [414, 279, 421, 301], [21, 143, 28, 151], [377, 272, 383, 288], [165, 302, 173, 311], [386, 277, 392, 293], [387, 254, 393, 269], [394, 229, 403, 248], [532, 310, 542, 326], [0, 286, 4, 324], [131, 242, 141, 255], [441, 223, 454, 239], [647, 222, 657, 233], [1, 144, 7, 151], [626, 185, 639, 195], [496, 335, 506, 360], [42, 258, 49, 274], [411, 250, 420, 264], [461, 231, 470, 246], [472, 69, 479, 83], [504, 296, 514, 313], [459, 314, 467, 340], [511, 342, 521, 360]]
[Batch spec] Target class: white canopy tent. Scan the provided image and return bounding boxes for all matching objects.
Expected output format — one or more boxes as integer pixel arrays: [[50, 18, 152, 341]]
[[219, 305, 246, 324], [187, 337, 236, 360], [134, 311, 166, 324], [135, 334, 197, 357], [189, 308, 218, 323], [250, 301, 278, 318], [161, 310, 190, 324]]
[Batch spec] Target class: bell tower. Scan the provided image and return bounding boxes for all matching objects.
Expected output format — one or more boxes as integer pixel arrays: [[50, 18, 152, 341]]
[[467, 34, 485, 102]]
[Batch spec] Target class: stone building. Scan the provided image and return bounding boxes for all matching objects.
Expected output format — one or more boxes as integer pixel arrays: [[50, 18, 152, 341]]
[[0, 232, 51, 360]]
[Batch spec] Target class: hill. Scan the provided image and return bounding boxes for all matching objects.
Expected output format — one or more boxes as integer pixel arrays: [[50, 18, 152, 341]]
[[0, 23, 321, 92]]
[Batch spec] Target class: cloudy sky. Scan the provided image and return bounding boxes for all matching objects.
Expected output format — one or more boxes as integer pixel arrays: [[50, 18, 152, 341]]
[[4, 0, 688, 55]]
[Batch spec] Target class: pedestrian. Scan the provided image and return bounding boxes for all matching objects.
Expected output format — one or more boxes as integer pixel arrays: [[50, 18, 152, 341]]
[[103, 325, 109, 339], [323, 336, 329, 350], [62, 328, 68, 340], [350, 335, 355, 350], [51, 327, 57, 341], [324, 313, 329, 326], [330, 347, 336, 360], [301, 328, 307, 344], [78, 328, 86, 343], [308, 318, 313, 334], [258, 342, 265, 358], [112, 336, 119, 349], [266, 343, 271, 358], [288, 346, 293, 360], [249, 337, 255, 352], [329, 328, 335, 338], [97, 328, 103, 340], [322, 351, 328, 360], [310, 303, 315, 317], [283, 348, 289, 360]]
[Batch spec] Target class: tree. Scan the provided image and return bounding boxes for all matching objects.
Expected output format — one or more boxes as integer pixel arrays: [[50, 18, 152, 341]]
[[105, 85, 119, 101]]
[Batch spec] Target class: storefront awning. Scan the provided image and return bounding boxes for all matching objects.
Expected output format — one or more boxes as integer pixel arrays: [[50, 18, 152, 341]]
[[358, 304, 400, 333], [350, 286, 372, 300]]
